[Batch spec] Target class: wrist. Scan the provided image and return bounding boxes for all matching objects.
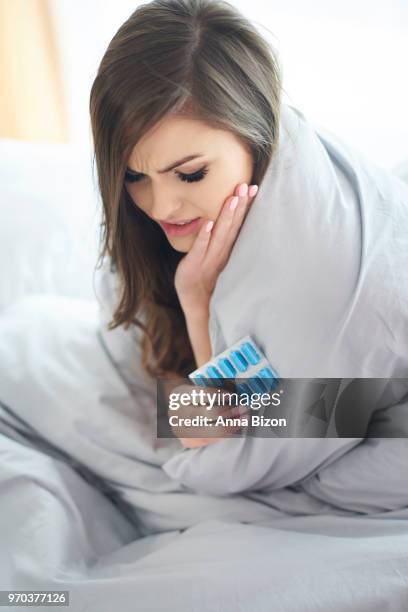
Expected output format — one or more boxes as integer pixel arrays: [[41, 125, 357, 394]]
[[183, 307, 212, 368], [183, 303, 210, 322]]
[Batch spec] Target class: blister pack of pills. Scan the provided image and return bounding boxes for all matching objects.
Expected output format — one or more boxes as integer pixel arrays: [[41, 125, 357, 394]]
[[188, 334, 280, 394]]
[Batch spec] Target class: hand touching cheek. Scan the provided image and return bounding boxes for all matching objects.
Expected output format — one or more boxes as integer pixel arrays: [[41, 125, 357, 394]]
[[174, 182, 258, 316]]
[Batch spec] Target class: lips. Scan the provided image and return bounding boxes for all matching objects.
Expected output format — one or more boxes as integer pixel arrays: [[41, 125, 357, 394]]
[[160, 217, 201, 237], [168, 219, 195, 225]]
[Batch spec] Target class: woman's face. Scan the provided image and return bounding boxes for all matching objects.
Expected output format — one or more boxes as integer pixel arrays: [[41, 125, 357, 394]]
[[125, 114, 254, 253]]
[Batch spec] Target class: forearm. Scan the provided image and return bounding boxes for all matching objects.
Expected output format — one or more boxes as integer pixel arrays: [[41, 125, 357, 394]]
[[184, 307, 212, 368]]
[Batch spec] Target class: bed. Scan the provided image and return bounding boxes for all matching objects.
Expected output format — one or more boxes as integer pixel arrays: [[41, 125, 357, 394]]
[[1, 136, 408, 611]]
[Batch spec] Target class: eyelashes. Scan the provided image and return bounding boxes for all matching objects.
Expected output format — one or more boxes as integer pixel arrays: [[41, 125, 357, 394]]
[[178, 167, 209, 183], [124, 166, 209, 184]]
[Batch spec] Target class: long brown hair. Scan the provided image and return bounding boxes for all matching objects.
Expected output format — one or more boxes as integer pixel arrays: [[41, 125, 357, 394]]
[[89, 0, 282, 380]]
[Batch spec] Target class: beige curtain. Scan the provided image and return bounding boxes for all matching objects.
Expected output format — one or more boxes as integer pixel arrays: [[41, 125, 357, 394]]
[[0, 0, 69, 142]]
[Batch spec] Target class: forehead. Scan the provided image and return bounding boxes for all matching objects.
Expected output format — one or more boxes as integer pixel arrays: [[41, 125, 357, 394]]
[[127, 115, 228, 172]]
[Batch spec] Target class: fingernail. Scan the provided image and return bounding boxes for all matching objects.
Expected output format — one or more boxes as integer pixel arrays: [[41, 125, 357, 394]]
[[248, 185, 258, 197], [229, 196, 239, 211], [238, 183, 248, 197], [205, 220, 214, 232]]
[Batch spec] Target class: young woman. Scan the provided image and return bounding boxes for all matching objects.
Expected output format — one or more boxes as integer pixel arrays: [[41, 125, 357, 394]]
[[90, 0, 408, 458], [90, 0, 283, 447]]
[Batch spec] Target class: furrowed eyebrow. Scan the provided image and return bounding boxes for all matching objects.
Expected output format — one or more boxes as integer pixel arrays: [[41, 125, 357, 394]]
[[126, 153, 205, 175]]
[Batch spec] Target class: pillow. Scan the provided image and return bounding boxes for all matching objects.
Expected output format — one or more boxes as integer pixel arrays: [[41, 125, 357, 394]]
[[0, 138, 101, 310]]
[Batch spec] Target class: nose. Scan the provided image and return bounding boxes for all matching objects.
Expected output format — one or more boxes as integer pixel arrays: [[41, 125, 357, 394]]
[[149, 191, 184, 222]]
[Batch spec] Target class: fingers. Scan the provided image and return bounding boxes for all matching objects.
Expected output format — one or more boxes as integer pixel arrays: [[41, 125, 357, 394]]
[[172, 404, 248, 448], [180, 437, 216, 448], [168, 382, 248, 447], [232, 183, 258, 225], [220, 183, 258, 255], [204, 195, 239, 265], [183, 218, 214, 264], [206, 183, 258, 267], [178, 417, 243, 447], [174, 182, 257, 281]]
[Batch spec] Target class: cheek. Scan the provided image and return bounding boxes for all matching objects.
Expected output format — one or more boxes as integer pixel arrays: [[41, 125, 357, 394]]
[[196, 181, 226, 220], [125, 184, 137, 201], [203, 162, 248, 220], [126, 184, 148, 212]]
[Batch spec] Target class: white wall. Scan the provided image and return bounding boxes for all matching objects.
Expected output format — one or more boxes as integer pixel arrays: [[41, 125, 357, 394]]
[[49, 0, 408, 170]]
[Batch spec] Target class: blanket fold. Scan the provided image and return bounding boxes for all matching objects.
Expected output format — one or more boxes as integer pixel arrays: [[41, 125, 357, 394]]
[[1, 103, 408, 610], [159, 103, 408, 493]]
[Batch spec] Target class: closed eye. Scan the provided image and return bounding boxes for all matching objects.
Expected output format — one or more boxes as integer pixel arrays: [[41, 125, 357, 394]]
[[124, 166, 209, 184]]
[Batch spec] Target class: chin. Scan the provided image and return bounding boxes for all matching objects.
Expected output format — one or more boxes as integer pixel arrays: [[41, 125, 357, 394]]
[[168, 236, 194, 253]]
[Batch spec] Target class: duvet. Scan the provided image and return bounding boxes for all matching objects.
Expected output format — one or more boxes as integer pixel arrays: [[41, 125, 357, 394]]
[[1, 103, 408, 611]]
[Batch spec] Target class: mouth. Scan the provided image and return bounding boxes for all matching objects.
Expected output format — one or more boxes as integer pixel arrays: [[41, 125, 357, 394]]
[[159, 217, 201, 237]]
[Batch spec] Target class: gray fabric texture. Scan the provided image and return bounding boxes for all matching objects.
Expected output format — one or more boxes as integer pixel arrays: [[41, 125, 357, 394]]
[[1, 103, 408, 610]]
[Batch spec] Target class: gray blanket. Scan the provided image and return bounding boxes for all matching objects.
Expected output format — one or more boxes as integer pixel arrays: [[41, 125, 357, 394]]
[[1, 103, 408, 611]]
